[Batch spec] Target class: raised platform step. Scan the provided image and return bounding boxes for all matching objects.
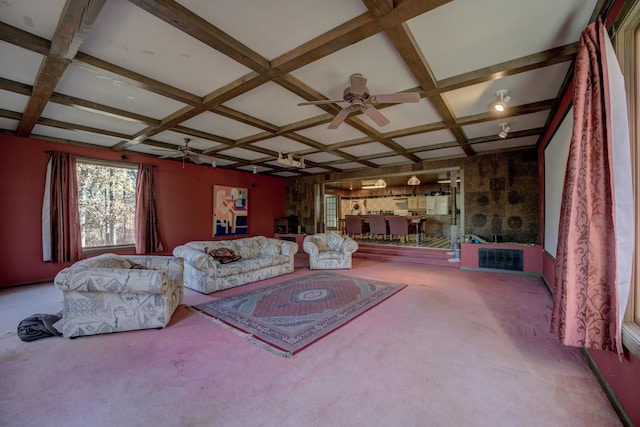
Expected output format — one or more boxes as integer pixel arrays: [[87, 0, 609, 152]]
[[353, 242, 460, 269]]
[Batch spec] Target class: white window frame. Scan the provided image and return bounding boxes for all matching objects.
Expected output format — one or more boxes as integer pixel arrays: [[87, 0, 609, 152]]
[[76, 157, 138, 254], [615, 0, 640, 359]]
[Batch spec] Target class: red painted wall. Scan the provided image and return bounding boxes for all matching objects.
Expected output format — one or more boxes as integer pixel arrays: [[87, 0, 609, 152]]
[[0, 134, 286, 286]]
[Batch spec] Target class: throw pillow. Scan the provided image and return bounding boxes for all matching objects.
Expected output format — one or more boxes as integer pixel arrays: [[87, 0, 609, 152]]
[[129, 263, 149, 270], [205, 247, 241, 264]]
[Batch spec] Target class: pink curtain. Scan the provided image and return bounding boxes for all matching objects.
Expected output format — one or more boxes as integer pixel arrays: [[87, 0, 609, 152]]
[[135, 164, 164, 254], [48, 152, 82, 263], [551, 19, 633, 356]]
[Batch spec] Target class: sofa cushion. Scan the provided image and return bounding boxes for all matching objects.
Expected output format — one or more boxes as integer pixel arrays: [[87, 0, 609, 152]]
[[235, 237, 263, 259], [327, 232, 345, 251], [76, 253, 133, 270], [260, 238, 282, 257]]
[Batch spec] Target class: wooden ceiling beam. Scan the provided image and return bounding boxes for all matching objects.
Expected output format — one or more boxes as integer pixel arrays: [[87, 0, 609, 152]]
[[17, 0, 106, 137]]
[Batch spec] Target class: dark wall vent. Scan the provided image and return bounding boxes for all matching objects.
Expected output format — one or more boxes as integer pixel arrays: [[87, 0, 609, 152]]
[[478, 248, 523, 271]]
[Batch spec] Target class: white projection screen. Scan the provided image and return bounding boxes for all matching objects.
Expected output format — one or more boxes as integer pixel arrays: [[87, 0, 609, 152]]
[[544, 107, 573, 258]]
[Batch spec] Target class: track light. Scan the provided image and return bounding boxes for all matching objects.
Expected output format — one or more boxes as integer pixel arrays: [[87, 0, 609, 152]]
[[493, 89, 511, 112], [498, 123, 510, 139], [407, 175, 420, 186]]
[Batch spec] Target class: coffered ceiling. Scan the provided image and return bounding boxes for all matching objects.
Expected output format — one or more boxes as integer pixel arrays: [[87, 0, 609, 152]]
[[0, 0, 603, 179]]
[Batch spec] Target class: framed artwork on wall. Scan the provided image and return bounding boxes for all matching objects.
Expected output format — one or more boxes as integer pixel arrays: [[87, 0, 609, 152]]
[[213, 185, 248, 236]]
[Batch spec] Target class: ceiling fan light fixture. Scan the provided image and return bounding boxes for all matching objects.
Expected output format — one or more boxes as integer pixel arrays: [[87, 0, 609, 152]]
[[493, 89, 511, 112], [407, 175, 420, 186], [498, 122, 511, 139]]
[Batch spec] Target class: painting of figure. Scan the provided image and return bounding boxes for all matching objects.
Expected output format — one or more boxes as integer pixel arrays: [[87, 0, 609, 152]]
[[213, 185, 248, 236]]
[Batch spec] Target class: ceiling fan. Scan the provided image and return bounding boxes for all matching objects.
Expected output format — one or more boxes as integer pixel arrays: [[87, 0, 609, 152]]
[[298, 73, 420, 129], [154, 138, 216, 166]]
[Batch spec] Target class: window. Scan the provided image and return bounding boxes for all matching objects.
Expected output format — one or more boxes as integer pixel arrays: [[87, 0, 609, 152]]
[[324, 194, 338, 230], [615, 0, 640, 358], [76, 159, 138, 250]]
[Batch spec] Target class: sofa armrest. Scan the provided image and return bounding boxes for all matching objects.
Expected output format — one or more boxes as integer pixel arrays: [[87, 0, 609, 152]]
[[173, 245, 217, 271], [302, 237, 319, 257], [126, 256, 184, 285], [280, 240, 299, 256], [341, 238, 359, 254], [55, 267, 167, 294]]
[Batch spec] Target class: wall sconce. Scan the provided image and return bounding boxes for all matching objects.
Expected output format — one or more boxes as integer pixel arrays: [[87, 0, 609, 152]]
[[252, 165, 258, 174], [211, 160, 217, 168], [493, 89, 511, 112], [498, 122, 510, 139], [407, 175, 420, 186]]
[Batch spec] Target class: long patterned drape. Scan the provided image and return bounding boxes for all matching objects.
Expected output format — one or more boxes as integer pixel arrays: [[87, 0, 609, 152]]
[[551, 19, 634, 356], [135, 164, 164, 254], [42, 152, 81, 263]]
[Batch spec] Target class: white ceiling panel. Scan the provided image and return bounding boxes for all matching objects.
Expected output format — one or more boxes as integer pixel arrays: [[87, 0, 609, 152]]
[[295, 123, 368, 145], [369, 155, 409, 166], [0, 0, 66, 40], [218, 147, 267, 161], [416, 147, 467, 160], [0, 118, 19, 131], [303, 152, 345, 163], [251, 136, 310, 154], [176, 0, 368, 60], [41, 103, 147, 135], [180, 111, 262, 140], [408, 0, 598, 80], [80, 0, 251, 97], [0, 42, 44, 86], [332, 162, 366, 170], [55, 63, 187, 120], [33, 125, 124, 147], [151, 130, 223, 151], [340, 142, 392, 158], [473, 135, 538, 152], [394, 130, 455, 150], [463, 111, 550, 139], [223, 82, 326, 126], [0, 90, 29, 113], [357, 99, 442, 131]]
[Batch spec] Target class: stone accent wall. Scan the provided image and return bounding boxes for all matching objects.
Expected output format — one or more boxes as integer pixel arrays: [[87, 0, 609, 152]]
[[285, 148, 539, 244], [464, 149, 539, 243]]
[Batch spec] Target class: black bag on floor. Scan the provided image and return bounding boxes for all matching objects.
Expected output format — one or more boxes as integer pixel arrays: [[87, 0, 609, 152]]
[[17, 313, 63, 342]]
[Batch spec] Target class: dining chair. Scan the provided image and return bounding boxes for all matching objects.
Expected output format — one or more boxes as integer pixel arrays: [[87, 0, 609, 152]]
[[367, 214, 388, 241], [345, 216, 366, 239], [387, 216, 416, 243]]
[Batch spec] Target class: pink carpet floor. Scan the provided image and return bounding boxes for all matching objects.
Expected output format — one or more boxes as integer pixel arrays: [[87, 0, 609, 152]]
[[0, 256, 622, 426]]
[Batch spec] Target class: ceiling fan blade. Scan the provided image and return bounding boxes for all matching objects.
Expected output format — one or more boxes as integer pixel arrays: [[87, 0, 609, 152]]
[[328, 107, 351, 129], [350, 73, 367, 96], [298, 99, 346, 106], [362, 105, 390, 127], [369, 92, 420, 104], [158, 152, 181, 159], [187, 153, 204, 164]]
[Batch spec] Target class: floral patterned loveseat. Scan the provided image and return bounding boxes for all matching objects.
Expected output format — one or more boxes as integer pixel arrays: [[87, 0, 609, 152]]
[[172, 236, 298, 294], [303, 232, 359, 270], [53, 253, 184, 338]]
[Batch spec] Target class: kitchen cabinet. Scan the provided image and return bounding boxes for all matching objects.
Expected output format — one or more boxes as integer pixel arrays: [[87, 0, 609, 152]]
[[426, 195, 450, 215]]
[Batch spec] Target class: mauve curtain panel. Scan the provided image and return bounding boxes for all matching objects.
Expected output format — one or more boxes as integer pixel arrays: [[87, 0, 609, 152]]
[[551, 19, 634, 357], [44, 152, 82, 263], [135, 164, 164, 254]]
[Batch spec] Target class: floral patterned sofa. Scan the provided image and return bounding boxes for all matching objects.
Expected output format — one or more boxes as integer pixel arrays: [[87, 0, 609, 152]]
[[172, 236, 298, 294], [53, 253, 184, 338], [303, 232, 359, 270]]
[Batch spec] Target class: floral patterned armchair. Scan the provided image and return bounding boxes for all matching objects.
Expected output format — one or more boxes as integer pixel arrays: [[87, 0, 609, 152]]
[[303, 232, 359, 270], [53, 253, 183, 338]]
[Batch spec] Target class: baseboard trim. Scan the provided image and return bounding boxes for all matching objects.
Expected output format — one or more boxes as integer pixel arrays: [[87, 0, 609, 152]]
[[1, 279, 54, 289], [581, 349, 633, 427]]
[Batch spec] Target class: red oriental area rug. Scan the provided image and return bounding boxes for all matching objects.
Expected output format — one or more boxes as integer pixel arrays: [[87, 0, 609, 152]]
[[190, 272, 406, 357]]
